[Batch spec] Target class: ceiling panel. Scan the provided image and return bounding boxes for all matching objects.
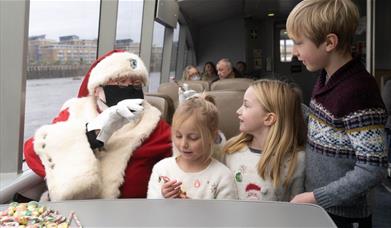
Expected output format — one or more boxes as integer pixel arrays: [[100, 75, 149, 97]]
[[179, 0, 243, 26], [244, 0, 301, 19], [178, 0, 301, 27]]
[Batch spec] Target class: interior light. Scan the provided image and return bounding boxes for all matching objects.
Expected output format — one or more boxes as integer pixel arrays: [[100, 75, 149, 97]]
[[268, 13, 275, 17]]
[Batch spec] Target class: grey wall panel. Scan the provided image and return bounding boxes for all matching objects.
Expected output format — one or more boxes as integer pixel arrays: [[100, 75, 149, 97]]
[[0, 0, 29, 173], [140, 0, 156, 75], [161, 27, 174, 83], [197, 17, 246, 68]]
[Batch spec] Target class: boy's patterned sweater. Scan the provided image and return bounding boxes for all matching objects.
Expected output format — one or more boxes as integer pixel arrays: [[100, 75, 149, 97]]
[[306, 58, 388, 218]]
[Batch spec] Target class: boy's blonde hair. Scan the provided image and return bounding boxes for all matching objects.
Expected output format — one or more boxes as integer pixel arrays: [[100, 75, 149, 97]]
[[172, 94, 219, 159], [286, 0, 359, 54], [223, 79, 306, 188]]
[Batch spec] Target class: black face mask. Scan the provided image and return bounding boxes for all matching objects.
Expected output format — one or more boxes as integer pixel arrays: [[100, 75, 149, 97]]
[[102, 85, 144, 107]]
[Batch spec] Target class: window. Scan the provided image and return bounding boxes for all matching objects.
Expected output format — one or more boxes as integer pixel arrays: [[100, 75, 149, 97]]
[[114, 0, 144, 55], [25, 0, 100, 140], [149, 21, 165, 92], [279, 29, 293, 62]]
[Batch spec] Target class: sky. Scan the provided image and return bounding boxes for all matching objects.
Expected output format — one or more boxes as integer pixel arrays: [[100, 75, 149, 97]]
[[29, 0, 148, 42]]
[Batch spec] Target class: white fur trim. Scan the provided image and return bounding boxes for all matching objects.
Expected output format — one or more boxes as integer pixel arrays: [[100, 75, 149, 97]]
[[88, 52, 148, 94], [35, 97, 161, 200], [98, 101, 161, 198], [34, 120, 101, 201]]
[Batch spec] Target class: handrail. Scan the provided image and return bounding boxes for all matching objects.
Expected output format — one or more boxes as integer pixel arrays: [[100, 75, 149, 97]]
[[0, 169, 43, 203]]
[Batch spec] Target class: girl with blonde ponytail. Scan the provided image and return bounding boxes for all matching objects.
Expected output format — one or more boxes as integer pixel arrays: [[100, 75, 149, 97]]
[[223, 79, 306, 201]]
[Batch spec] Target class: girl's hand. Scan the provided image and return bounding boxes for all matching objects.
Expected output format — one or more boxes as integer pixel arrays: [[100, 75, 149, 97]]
[[161, 179, 182, 198], [290, 192, 316, 204]]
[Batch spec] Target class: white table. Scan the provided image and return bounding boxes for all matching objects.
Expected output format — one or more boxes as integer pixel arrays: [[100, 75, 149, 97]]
[[1, 199, 336, 227]]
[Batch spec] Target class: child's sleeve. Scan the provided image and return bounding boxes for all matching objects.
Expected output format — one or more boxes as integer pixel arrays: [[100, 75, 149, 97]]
[[289, 152, 305, 199], [147, 162, 164, 199], [314, 109, 387, 209], [215, 171, 239, 200]]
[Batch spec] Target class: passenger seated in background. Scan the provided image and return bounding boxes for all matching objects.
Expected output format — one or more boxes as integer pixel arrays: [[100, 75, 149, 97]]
[[181, 65, 201, 81], [236, 61, 247, 77], [223, 79, 306, 201], [147, 94, 238, 199], [287, 1, 387, 227], [201, 61, 218, 82], [215, 58, 236, 82], [24, 50, 172, 201]]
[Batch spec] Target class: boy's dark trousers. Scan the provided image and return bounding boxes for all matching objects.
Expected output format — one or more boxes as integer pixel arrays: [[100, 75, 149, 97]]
[[329, 213, 372, 228]]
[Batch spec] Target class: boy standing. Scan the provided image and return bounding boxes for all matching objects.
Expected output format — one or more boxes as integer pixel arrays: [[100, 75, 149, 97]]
[[286, 0, 388, 227]]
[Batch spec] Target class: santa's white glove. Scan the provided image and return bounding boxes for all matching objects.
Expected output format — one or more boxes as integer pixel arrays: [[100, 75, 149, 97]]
[[178, 83, 198, 104], [87, 99, 144, 143]]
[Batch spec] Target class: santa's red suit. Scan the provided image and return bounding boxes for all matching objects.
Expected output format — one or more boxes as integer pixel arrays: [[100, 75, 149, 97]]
[[24, 50, 172, 201]]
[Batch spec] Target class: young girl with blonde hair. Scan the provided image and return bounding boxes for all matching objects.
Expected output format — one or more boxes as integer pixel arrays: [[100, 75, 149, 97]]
[[223, 79, 306, 201], [147, 94, 237, 199]]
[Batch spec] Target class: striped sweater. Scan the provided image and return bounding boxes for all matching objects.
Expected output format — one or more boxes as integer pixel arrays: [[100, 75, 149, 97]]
[[305, 58, 388, 218]]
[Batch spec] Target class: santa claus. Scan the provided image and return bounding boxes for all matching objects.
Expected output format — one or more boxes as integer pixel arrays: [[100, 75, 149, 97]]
[[24, 50, 172, 201]]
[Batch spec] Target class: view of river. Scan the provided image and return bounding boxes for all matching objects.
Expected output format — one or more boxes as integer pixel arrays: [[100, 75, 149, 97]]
[[24, 77, 83, 140], [24, 73, 160, 140]]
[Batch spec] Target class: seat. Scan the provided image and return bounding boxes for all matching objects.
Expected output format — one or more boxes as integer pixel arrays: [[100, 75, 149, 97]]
[[210, 78, 253, 91], [157, 82, 180, 108], [206, 90, 244, 139], [181, 80, 210, 91], [145, 93, 175, 124]]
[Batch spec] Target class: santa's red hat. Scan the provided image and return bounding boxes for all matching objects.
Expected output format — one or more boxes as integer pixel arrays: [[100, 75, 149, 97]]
[[78, 49, 148, 97]]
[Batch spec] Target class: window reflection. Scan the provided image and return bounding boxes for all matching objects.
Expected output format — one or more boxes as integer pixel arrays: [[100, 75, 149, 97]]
[[280, 29, 293, 62], [25, 0, 100, 140], [115, 0, 144, 55]]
